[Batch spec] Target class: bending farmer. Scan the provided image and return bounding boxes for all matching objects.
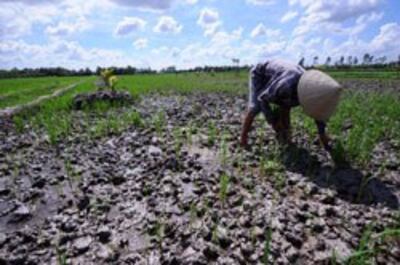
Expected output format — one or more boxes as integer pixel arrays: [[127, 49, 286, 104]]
[[241, 59, 342, 151]]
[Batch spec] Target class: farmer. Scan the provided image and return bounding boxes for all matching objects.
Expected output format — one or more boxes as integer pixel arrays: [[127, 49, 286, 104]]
[[240, 59, 342, 151]]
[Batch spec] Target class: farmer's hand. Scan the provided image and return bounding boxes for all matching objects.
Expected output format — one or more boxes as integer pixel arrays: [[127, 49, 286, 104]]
[[271, 118, 284, 133], [319, 133, 332, 152], [240, 135, 248, 148]]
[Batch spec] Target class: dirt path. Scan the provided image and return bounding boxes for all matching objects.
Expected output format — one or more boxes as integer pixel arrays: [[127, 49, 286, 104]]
[[0, 82, 82, 118]]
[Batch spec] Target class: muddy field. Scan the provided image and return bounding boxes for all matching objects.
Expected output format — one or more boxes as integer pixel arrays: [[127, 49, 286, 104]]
[[0, 89, 399, 264]]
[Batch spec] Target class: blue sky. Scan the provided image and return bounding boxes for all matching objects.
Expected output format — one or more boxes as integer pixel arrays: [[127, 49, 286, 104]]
[[1, 0, 399, 70]]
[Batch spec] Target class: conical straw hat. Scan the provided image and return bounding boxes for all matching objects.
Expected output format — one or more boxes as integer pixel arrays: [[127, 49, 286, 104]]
[[298, 70, 343, 122]]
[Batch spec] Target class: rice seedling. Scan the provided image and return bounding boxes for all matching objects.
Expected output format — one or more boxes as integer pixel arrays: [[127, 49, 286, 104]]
[[56, 247, 67, 265], [260, 156, 285, 192], [330, 250, 338, 265], [152, 111, 166, 136], [219, 173, 230, 204], [219, 131, 230, 166], [173, 127, 184, 154], [207, 121, 217, 147], [127, 111, 143, 128], [356, 174, 375, 204], [263, 226, 273, 265], [12, 115, 25, 133], [346, 222, 378, 265]]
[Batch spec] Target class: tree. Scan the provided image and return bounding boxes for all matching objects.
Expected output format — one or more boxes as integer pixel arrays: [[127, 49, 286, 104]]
[[325, 56, 332, 66], [339, 56, 345, 66], [347, 56, 353, 66], [313, 56, 319, 66], [298, 57, 305, 67], [353, 57, 359, 65], [363, 53, 371, 65]]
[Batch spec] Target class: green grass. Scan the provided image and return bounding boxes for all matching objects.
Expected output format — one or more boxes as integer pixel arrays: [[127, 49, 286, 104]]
[[116, 71, 248, 96], [325, 70, 400, 80], [293, 90, 400, 164], [0, 76, 87, 108]]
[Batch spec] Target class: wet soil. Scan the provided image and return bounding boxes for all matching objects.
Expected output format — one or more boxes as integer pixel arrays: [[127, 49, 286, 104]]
[[0, 92, 399, 264]]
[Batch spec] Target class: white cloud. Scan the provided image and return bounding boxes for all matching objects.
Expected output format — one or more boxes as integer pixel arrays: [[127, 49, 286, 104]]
[[45, 18, 91, 36], [370, 23, 400, 55], [0, 39, 130, 69], [197, 8, 221, 36], [114, 17, 146, 36], [0, 2, 58, 39], [0, 0, 56, 4], [153, 16, 183, 34], [281, 11, 298, 23], [250, 23, 280, 38], [185, 0, 198, 5], [108, 0, 173, 10], [133, 38, 148, 49], [246, 0, 275, 5], [291, 0, 384, 35]]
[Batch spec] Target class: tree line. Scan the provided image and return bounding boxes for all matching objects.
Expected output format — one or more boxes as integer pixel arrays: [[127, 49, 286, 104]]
[[300, 53, 400, 69], [1, 53, 399, 79], [0, 66, 156, 79]]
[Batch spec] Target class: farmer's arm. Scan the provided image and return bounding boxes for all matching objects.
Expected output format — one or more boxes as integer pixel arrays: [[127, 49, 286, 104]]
[[315, 120, 332, 151], [240, 110, 256, 147], [241, 101, 278, 147]]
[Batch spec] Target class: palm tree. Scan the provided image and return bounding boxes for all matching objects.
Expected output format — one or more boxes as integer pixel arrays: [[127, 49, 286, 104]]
[[325, 56, 332, 66]]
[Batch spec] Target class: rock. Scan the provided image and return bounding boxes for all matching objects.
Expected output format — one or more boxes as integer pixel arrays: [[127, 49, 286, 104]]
[[111, 175, 126, 185], [286, 246, 299, 263], [203, 243, 219, 261], [0, 186, 10, 196], [96, 245, 113, 260], [240, 242, 253, 258], [285, 232, 303, 249], [9, 204, 31, 223], [77, 195, 90, 211], [312, 218, 326, 234], [0, 233, 7, 248], [32, 176, 46, 189], [215, 226, 232, 249], [98, 226, 112, 243], [73, 236, 92, 255], [149, 146, 162, 157]]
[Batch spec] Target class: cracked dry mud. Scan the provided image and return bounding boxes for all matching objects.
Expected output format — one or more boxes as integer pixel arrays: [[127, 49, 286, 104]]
[[0, 92, 399, 264]]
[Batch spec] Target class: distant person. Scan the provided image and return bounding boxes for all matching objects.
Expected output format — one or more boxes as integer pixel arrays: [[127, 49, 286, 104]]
[[240, 59, 342, 151]]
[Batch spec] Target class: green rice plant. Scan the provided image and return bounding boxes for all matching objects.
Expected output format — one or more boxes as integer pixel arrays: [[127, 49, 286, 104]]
[[260, 157, 285, 192], [91, 119, 108, 138], [189, 202, 198, 229], [173, 127, 184, 154], [219, 173, 230, 204], [346, 223, 375, 265], [356, 174, 375, 204], [219, 131, 230, 166], [207, 121, 217, 146], [186, 121, 197, 146], [263, 226, 273, 265], [108, 116, 121, 134], [152, 111, 166, 136], [64, 159, 74, 190], [330, 250, 338, 265], [12, 115, 25, 133], [128, 111, 143, 128], [211, 223, 219, 243], [56, 247, 67, 265]]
